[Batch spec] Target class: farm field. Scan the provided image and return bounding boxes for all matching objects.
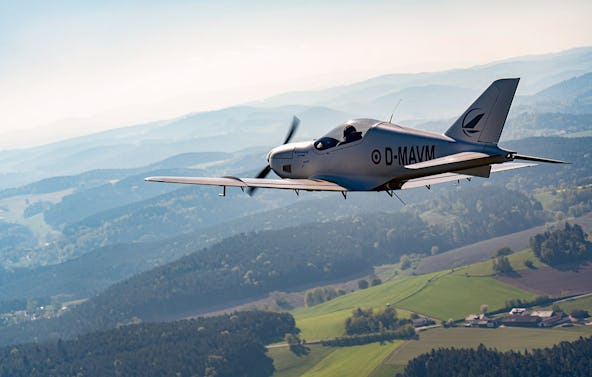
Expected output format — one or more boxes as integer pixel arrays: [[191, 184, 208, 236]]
[[309, 342, 403, 377], [270, 342, 404, 377], [273, 320, 592, 376], [296, 309, 350, 340], [292, 271, 444, 321], [395, 275, 536, 320], [495, 261, 592, 296], [547, 294, 592, 314], [272, 215, 592, 376], [270, 345, 335, 377], [384, 326, 592, 367]]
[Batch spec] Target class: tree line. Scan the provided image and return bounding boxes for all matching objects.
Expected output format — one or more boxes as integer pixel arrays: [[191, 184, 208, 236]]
[[398, 336, 592, 377], [345, 307, 409, 335]]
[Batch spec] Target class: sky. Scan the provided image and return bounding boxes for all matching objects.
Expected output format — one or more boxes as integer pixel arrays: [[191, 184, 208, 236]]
[[1, 0, 591, 149]]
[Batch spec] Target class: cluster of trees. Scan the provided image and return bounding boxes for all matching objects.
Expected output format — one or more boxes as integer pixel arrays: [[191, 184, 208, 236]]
[[305, 287, 345, 307], [320, 325, 415, 347], [530, 222, 591, 265], [492, 255, 513, 274], [345, 307, 409, 335], [0, 310, 296, 377], [399, 336, 592, 377], [357, 278, 382, 289]]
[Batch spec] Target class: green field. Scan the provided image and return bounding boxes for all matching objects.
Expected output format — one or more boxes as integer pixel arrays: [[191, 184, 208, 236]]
[[293, 271, 444, 321], [297, 309, 351, 340], [548, 295, 592, 315], [270, 345, 335, 377], [293, 269, 537, 338], [302, 342, 403, 377], [396, 275, 537, 320], [271, 342, 404, 377], [272, 242, 592, 377]]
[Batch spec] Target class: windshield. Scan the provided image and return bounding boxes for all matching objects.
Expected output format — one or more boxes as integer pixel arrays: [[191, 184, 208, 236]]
[[314, 119, 378, 151]]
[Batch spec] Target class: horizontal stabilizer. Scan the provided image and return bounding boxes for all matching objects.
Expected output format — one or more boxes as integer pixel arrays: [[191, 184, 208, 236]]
[[513, 154, 568, 164], [401, 162, 536, 190]]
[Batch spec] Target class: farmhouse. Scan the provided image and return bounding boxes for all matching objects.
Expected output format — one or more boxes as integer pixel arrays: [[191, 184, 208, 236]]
[[500, 315, 541, 327], [412, 316, 435, 328], [531, 310, 554, 319], [464, 314, 498, 328], [540, 313, 569, 328]]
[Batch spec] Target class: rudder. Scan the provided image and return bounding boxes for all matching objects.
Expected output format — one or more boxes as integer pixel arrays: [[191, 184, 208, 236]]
[[445, 78, 519, 145]]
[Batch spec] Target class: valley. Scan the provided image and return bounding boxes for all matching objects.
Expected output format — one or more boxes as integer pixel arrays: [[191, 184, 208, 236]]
[[0, 48, 591, 376]]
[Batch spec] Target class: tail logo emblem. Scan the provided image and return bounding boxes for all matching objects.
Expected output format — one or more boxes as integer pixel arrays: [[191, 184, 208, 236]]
[[462, 108, 484, 137]]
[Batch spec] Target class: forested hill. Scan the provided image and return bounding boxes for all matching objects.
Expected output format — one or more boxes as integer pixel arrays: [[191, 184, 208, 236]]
[[0, 311, 296, 377], [7, 132, 589, 303], [0, 186, 548, 346]]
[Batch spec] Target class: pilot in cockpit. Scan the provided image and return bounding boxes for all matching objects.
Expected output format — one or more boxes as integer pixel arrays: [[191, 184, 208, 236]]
[[341, 125, 362, 144]]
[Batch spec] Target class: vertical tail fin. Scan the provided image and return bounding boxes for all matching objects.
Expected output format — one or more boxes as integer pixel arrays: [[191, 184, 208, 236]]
[[445, 78, 519, 145]]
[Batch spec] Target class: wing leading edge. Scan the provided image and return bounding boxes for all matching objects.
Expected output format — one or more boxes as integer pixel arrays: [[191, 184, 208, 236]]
[[144, 176, 348, 192]]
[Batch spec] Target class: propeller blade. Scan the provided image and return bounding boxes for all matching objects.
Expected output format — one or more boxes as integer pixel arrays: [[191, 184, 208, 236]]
[[247, 165, 272, 196], [282, 116, 300, 145], [249, 116, 299, 196], [255, 165, 272, 179]]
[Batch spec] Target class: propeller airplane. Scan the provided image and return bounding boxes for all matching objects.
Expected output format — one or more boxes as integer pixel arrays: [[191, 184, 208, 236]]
[[145, 78, 566, 198]]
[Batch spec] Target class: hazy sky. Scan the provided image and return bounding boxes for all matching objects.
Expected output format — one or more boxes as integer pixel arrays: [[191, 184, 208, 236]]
[[1, 0, 591, 149]]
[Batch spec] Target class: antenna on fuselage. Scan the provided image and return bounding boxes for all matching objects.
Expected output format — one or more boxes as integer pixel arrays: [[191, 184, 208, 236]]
[[388, 99, 402, 123]]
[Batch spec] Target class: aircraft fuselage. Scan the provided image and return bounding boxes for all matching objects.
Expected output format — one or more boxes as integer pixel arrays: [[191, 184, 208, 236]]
[[268, 120, 508, 190]]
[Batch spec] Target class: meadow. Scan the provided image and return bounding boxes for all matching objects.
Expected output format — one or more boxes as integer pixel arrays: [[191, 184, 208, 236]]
[[271, 245, 592, 377]]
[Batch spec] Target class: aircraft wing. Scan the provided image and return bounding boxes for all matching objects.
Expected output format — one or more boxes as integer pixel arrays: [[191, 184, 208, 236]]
[[144, 176, 347, 191], [401, 162, 536, 189]]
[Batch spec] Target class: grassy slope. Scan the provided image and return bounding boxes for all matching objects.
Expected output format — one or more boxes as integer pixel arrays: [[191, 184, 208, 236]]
[[549, 295, 592, 314], [300, 341, 403, 377], [451, 248, 548, 277], [272, 246, 591, 377], [396, 275, 537, 320], [293, 272, 443, 321], [269, 345, 335, 377], [296, 310, 351, 340]]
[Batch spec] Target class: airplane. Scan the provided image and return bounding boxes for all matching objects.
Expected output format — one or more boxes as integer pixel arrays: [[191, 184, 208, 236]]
[[145, 78, 566, 198]]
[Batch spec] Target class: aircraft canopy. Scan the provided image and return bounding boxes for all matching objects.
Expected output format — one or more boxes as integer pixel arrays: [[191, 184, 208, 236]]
[[314, 119, 379, 151]]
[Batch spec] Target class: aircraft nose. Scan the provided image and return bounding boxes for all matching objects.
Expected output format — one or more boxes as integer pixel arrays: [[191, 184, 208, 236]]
[[268, 145, 294, 176]]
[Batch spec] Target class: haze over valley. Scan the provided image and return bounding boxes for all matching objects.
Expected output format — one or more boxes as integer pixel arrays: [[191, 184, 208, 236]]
[[0, 47, 591, 376]]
